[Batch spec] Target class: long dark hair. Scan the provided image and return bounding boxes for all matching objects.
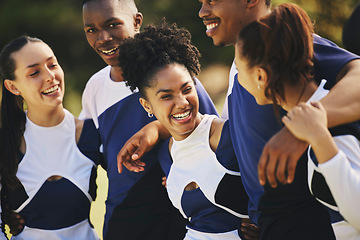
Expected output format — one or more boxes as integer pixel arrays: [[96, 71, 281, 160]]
[[0, 36, 43, 190], [238, 3, 314, 114]]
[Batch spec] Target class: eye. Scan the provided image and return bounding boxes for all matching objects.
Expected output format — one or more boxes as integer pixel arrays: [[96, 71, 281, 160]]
[[29, 71, 39, 77], [49, 63, 58, 69], [86, 28, 96, 34], [161, 94, 172, 100], [183, 86, 193, 94], [109, 23, 120, 28]]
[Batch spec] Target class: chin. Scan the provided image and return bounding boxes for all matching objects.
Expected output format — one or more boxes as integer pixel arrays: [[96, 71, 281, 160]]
[[213, 39, 225, 48]]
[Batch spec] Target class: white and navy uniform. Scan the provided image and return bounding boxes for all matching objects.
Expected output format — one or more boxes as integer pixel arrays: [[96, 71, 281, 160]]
[[223, 35, 359, 239], [161, 114, 249, 240], [2, 109, 101, 240], [307, 80, 360, 239], [80, 66, 218, 239]]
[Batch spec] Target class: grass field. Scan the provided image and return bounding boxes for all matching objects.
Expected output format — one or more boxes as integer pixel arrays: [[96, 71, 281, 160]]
[[90, 167, 108, 240]]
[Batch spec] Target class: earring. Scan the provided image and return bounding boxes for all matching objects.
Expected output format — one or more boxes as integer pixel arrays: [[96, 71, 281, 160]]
[[148, 112, 154, 118], [258, 84, 261, 90]]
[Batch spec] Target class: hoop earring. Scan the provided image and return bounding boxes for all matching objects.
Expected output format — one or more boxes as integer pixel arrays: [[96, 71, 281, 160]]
[[148, 112, 154, 118]]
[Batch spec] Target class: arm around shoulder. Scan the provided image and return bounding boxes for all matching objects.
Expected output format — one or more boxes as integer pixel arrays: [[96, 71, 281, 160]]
[[321, 59, 360, 127], [117, 120, 170, 173]]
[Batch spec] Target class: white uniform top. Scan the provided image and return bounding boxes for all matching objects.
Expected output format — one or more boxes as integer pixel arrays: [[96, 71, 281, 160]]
[[167, 114, 246, 219], [79, 65, 134, 127], [307, 80, 360, 239], [12, 109, 99, 240]]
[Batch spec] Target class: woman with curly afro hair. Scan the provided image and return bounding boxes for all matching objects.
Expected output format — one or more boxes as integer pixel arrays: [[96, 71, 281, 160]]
[[117, 22, 259, 240]]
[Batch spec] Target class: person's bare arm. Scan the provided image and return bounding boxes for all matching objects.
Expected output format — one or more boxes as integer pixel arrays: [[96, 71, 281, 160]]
[[258, 59, 360, 187], [117, 120, 170, 173], [321, 59, 360, 127]]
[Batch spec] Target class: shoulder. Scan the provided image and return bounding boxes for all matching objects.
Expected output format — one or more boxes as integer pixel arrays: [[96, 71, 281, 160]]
[[209, 116, 226, 152], [75, 118, 85, 143], [84, 66, 111, 90]]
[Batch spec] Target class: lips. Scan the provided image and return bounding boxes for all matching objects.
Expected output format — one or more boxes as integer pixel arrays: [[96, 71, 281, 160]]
[[203, 19, 220, 37], [172, 110, 191, 120], [98, 46, 119, 58], [42, 85, 60, 95]]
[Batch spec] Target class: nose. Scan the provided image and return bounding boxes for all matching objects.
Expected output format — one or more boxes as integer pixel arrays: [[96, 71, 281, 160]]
[[199, 3, 210, 19], [176, 95, 189, 109], [45, 67, 56, 83], [98, 30, 112, 43]]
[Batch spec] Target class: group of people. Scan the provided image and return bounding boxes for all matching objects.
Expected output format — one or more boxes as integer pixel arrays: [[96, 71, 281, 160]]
[[0, 0, 359, 240]]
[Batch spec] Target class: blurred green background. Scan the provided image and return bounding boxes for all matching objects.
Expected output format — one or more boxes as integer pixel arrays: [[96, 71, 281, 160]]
[[0, 0, 358, 116], [1, 0, 358, 238]]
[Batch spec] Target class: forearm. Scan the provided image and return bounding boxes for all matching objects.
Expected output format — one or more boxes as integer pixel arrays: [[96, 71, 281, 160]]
[[321, 59, 360, 127], [308, 129, 338, 164], [151, 120, 171, 141]]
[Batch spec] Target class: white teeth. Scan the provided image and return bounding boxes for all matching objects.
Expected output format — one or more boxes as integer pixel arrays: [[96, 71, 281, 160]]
[[101, 47, 118, 55], [43, 85, 59, 95], [172, 111, 190, 120], [206, 23, 219, 30]]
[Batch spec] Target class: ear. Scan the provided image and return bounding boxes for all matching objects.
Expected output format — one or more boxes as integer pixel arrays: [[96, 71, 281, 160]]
[[139, 97, 152, 115], [257, 67, 268, 89], [246, 0, 261, 9], [134, 12, 143, 33], [4, 80, 20, 95]]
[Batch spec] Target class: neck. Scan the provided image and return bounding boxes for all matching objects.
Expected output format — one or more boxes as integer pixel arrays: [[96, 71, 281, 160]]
[[281, 81, 318, 112], [26, 105, 66, 127], [110, 66, 124, 82]]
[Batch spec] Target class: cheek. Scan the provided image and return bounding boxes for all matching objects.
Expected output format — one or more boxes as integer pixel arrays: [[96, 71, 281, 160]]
[[115, 26, 134, 38], [86, 34, 96, 45], [189, 94, 199, 108]]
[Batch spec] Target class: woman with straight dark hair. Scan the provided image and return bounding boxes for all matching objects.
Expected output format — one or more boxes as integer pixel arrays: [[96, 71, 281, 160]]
[[0, 36, 101, 239]]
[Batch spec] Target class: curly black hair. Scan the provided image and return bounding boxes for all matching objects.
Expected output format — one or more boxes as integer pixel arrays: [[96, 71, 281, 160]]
[[118, 22, 201, 98]]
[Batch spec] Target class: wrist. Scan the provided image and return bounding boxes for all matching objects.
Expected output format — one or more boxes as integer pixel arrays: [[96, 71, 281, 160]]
[[310, 130, 339, 164]]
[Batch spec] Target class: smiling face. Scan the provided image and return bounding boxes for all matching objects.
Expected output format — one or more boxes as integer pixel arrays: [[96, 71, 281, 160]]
[[83, 0, 142, 67], [140, 63, 202, 141], [198, 0, 261, 47], [4, 41, 65, 112]]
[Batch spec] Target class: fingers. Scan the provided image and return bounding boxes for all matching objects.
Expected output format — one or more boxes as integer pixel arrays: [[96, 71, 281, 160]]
[[123, 159, 145, 173], [241, 218, 261, 240], [275, 155, 288, 185], [258, 147, 269, 186], [5, 213, 25, 236], [117, 144, 145, 173], [132, 143, 148, 161], [286, 156, 298, 184], [310, 101, 321, 109], [117, 142, 136, 173], [162, 176, 167, 188], [264, 152, 279, 188]]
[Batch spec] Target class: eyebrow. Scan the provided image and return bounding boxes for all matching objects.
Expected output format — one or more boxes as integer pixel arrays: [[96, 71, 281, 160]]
[[26, 56, 55, 69], [155, 81, 191, 96], [84, 17, 120, 28]]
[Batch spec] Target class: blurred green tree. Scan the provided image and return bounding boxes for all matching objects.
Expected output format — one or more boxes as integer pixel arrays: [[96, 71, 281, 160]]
[[0, 0, 358, 114]]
